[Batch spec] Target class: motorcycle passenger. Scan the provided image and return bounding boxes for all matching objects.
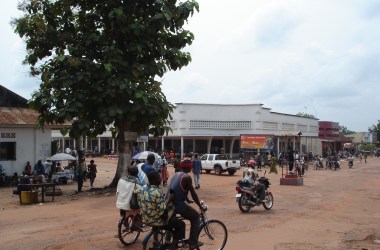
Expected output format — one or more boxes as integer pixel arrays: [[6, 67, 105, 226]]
[[243, 161, 266, 204]]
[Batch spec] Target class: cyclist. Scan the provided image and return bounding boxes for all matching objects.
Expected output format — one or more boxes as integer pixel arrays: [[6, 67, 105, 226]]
[[167, 157, 206, 250]]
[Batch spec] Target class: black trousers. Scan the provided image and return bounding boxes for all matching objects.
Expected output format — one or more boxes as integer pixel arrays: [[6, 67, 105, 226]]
[[177, 204, 200, 245]]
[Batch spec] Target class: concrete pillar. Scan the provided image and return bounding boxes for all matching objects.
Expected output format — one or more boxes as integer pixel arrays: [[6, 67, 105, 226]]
[[207, 137, 212, 154], [230, 138, 235, 157], [181, 136, 184, 158]]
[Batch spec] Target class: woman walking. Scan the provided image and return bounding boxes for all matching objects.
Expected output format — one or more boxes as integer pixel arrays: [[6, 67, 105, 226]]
[[87, 159, 97, 188]]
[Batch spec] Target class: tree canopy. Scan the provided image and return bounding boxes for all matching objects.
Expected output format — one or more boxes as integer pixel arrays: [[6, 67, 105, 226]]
[[339, 125, 355, 135], [12, 0, 199, 186], [368, 120, 380, 142]]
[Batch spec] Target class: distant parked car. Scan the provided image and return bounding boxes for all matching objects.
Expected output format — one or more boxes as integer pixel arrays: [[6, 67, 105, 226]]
[[200, 154, 241, 175]]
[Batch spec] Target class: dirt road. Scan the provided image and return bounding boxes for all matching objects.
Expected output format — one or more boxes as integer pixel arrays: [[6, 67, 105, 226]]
[[1, 157, 379, 250]]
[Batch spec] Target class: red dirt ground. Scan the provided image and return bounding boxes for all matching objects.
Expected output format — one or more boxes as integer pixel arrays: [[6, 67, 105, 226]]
[[1, 156, 380, 250]]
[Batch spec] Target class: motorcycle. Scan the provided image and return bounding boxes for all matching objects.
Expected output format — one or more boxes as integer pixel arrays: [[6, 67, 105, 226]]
[[348, 156, 353, 168], [240, 158, 247, 167], [314, 157, 324, 170], [235, 172, 274, 213]]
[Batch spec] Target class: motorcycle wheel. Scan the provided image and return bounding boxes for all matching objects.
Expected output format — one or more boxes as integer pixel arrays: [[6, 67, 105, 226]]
[[238, 194, 252, 213], [263, 193, 274, 210]]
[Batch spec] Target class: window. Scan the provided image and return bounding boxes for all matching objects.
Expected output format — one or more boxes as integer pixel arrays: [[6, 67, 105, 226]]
[[215, 154, 227, 160], [0, 142, 16, 160], [189, 120, 251, 129]]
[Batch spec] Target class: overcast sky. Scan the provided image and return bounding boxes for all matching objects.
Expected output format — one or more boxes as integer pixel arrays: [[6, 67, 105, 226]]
[[1, 0, 379, 132]]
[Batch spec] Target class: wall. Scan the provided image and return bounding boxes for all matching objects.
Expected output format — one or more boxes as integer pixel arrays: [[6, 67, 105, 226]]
[[0, 127, 52, 175], [170, 103, 319, 137]]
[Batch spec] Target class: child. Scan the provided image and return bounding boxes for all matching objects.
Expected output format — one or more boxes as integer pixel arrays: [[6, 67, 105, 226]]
[[161, 156, 168, 186]]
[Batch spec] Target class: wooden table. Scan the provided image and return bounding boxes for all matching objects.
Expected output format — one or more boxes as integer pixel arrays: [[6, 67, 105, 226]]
[[17, 183, 57, 205]]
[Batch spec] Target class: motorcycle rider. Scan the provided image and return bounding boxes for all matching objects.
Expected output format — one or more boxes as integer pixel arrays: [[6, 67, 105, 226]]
[[348, 154, 354, 168], [243, 161, 266, 204]]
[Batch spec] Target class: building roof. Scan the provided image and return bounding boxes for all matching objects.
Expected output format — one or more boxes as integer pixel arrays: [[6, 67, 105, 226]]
[[0, 107, 70, 129], [0, 85, 28, 108]]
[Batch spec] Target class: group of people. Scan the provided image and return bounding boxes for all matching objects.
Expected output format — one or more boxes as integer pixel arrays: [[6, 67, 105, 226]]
[[23, 158, 98, 192], [116, 153, 205, 250], [74, 158, 98, 192], [23, 160, 53, 183]]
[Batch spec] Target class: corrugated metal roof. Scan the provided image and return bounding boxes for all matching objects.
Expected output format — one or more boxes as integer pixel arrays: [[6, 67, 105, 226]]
[[0, 107, 71, 128], [0, 107, 39, 126]]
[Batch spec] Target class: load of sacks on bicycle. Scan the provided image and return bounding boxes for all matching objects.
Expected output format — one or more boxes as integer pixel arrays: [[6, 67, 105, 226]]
[[116, 153, 208, 250]]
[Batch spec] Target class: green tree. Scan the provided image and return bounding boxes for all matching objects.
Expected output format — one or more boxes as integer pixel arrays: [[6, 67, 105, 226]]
[[12, 0, 199, 187], [296, 112, 317, 119], [368, 120, 380, 142], [339, 125, 355, 135], [359, 143, 376, 152]]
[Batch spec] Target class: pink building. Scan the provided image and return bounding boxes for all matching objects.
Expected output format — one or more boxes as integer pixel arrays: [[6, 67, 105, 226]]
[[319, 121, 351, 156]]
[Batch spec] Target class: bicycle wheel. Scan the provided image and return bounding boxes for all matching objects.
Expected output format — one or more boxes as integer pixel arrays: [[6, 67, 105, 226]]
[[198, 219, 228, 250], [143, 228, 173, 250], [118, 215, 140, 245]]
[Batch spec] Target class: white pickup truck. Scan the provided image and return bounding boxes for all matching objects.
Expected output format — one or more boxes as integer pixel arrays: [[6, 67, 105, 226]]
[[200, 154, 241, 175]]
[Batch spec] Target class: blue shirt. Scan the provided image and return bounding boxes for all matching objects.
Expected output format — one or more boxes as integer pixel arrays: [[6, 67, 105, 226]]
[[34, 162, 45, 175], [192, 159, 202, 175], [141, 163, 156, 176]]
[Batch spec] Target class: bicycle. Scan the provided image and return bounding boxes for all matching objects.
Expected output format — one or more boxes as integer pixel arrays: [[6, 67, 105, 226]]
[[117, 210, 146, 246], [142, 201, 228, 250], [0, 170, 17, 187]]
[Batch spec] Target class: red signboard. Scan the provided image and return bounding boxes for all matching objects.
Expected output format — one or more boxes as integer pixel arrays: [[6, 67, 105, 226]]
[[240, 134, 275, 149]]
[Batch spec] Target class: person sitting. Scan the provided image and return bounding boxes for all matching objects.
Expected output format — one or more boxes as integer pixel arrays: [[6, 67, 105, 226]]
[[167, 158, 206, 250], [116, 166, 141, 217], [24, 161, 33, 176], [34, 160, 45, 183], [243, 161, 266, 204], [138, 171, 185, 250]]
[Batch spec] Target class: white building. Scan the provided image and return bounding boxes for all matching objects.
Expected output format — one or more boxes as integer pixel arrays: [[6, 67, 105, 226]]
[[50, 103, 322, 158], [0, 85, 70, 176], [0, 108, 59, 176], [147, 103, 321, 157]]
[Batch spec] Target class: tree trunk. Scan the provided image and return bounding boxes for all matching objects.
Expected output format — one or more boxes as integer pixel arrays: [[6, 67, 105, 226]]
[[108, 121, 135, 188]]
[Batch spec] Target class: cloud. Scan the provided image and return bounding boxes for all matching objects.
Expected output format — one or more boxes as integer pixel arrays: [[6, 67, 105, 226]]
[[1, 0, 379, 131]]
